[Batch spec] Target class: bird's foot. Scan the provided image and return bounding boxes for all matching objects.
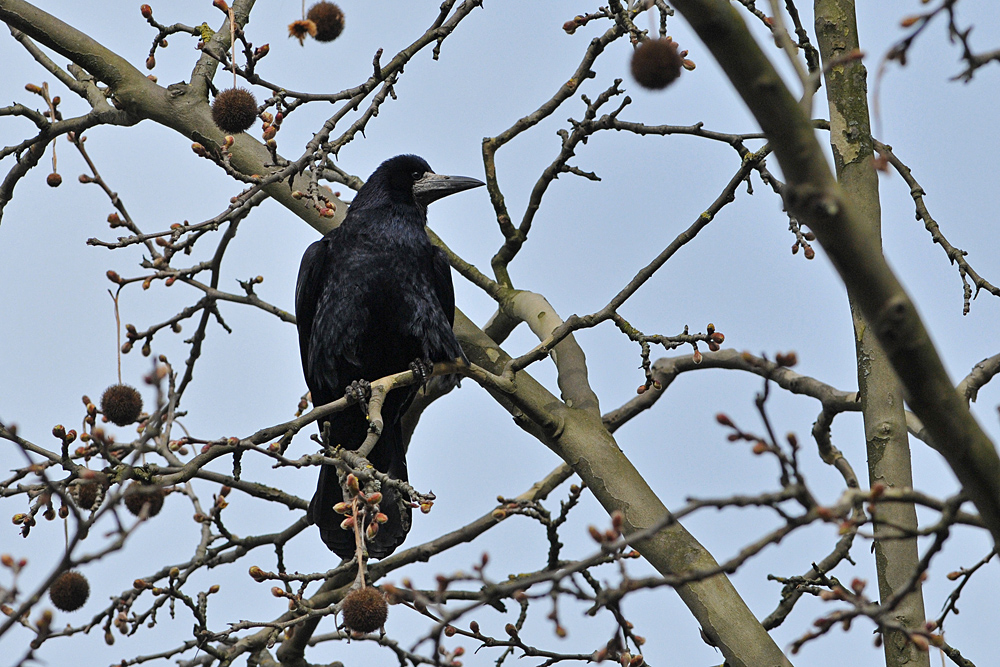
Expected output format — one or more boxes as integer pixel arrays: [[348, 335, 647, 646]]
[[409, 358, 434, 389], [345, 379, 372, 415]]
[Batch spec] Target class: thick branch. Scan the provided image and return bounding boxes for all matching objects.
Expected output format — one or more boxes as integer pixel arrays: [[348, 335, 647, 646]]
[[816, 3, 928, 664]]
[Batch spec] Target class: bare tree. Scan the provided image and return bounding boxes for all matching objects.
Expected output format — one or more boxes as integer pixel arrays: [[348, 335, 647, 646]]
[[1, 1, 998, 666]]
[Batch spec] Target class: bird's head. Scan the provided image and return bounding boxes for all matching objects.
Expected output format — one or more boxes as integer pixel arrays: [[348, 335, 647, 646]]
[[364, 154, 484, 208]]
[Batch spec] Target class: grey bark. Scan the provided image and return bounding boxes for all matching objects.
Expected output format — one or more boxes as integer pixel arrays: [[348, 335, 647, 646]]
[[815, 2, 930, 665]]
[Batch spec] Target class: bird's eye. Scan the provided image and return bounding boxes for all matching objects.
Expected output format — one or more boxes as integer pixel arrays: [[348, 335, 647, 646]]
[[412, 171, 423, 180]]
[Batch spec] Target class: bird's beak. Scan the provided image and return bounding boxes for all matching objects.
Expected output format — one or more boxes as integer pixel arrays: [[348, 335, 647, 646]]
[[413, 172, 485, 205]]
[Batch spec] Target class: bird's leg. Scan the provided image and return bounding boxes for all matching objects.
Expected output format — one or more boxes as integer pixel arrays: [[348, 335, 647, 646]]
[[408, 358, 434, 390], [344, 379, 372, 416]]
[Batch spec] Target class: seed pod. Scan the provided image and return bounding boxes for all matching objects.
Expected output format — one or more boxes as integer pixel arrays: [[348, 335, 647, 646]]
[[630, 38, 684, 90], [341, 587, 388, 634], [100, 384, 143, 426], [307, 2, 345, 42], [123, 482, 164, 517], [49, 570, 90, 612], [211, 88, 258, 134]]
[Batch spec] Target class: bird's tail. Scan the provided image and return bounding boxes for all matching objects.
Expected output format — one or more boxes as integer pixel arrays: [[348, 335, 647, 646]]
[[309, 423, 413, 561]]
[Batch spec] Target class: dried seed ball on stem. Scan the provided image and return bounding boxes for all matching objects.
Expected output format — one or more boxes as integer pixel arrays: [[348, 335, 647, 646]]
[[100, 383, 143, 426], [307, 2, 345, 42], [211, 87, 258, 134], [49, 570, 90, 612], [630, 37, 684, 90], [341, 586, 388, 634], [77, 472, 108, 510], [123, 481, 165, 517], [77, 481, 98, 510]]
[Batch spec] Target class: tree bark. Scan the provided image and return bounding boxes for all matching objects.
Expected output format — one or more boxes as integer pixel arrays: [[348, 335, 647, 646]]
[[815, 3, 930, 665]]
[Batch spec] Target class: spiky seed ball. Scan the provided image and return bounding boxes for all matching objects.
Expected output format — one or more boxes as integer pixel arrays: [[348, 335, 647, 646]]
[[341, 587, 388, 634], [630, 38, 684, 90], [211, 87, 257, 134], [123, 482, 164, 517], [307, 2, 345, 42], [100, 384, 143, 426], [49, 570, 90, 612], [77, 482, 98, 510], [46, 173, 62, 187]]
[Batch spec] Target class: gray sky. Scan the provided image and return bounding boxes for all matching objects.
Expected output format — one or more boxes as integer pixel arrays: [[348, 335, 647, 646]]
[[2, 2, 999, 665]]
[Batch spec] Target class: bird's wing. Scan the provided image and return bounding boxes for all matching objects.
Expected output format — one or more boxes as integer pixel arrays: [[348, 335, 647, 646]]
[[427, 244, 467, 368], [296, 230, 365, 405], [430, 245, 456, 327], [295, 237, 328, 387]]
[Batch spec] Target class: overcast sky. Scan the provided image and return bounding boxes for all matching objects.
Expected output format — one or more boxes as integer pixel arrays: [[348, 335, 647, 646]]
[[2, 2, 999, 666]]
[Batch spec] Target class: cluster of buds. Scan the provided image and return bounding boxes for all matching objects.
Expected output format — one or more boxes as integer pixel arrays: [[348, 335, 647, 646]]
[[436, 643, 465, 667], [334, 475, 388, 541], [260, 109, 282, 147], [587, 510, 626, 547], [593, 637, 645, 666], [716, 413, 773, 455], [316, 189, 338, 219], [792, 230, 816, 259], [271, 584, 300, 611], [635, 379, 662, 396], [213, 484, 231, 511], [52, 423, 78, 447], [775, 351, 798, 367], [818, 577, 867, 605], [1, 553, 27, 574], [705, 323, 725, 352], [490, 496, 526, 521], [168, 437, 190, 455], [562, 14, 589, 34], [291, 186, 339, 218], [119, 322, 150, 357]]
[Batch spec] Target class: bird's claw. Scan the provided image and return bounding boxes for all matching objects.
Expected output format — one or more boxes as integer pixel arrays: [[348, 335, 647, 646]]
[[345, 379, 372, 415], [409, 358, 433, 389]]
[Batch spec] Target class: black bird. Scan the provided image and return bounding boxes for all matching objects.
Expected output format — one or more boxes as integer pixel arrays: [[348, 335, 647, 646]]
[[295, 154, 483, 560]]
